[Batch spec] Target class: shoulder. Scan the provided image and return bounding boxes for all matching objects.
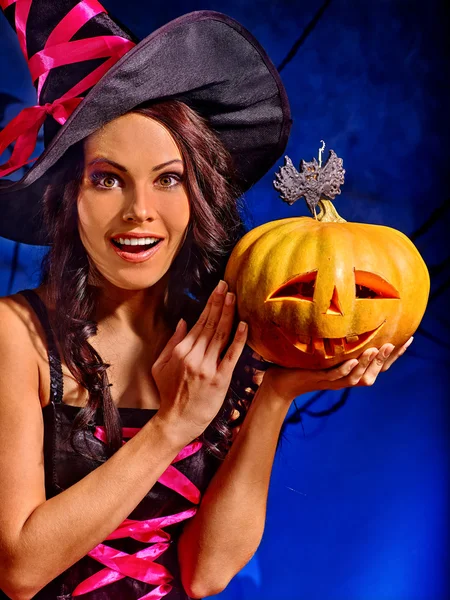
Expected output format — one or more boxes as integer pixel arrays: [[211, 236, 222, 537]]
[[0, 291, 50, 406], [0, 290, 46, 349], [0, 292, 37, 344]]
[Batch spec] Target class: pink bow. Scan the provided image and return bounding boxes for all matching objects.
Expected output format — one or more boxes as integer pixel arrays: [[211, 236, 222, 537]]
[[0, 0, 135, 177], [0, 98, 83, 177]]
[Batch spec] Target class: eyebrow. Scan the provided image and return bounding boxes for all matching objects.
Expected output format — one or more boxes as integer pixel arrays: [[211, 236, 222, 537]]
[[87, 158, 183, 172]]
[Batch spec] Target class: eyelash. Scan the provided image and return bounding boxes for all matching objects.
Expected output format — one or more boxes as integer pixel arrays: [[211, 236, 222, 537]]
[[89, 171, 183, 190]]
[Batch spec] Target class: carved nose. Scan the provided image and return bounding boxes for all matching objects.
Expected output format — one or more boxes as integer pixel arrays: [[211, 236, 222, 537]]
[[325, 286, 343, 315]]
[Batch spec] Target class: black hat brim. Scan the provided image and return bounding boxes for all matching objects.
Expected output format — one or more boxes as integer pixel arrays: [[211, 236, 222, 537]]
[[0, 11, 291, 245]]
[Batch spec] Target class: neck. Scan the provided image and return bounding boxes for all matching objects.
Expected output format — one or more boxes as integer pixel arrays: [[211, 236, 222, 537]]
[[93, 275, 170, 342]]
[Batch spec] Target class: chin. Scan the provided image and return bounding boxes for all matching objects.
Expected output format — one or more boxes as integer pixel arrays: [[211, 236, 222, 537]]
[[86, 247, 174, 292], [89, 266, 168, 292]]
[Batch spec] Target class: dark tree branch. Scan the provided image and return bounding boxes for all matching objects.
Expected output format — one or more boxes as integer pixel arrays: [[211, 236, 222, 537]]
[[277, 0, 333, 72], [429, 277, 450, 303], [428, 256, 450, 278], [304, 388, 351, 417], [416, 325, 450, 350], [410, 198, 450, 242]]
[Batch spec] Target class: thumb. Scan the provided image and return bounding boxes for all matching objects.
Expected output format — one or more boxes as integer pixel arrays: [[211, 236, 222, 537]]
[[154, 319, 187, 367]]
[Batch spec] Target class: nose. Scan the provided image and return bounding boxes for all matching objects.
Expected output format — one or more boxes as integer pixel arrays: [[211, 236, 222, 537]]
[[325, 286, 344, 316], [122, 184, 156, 223]]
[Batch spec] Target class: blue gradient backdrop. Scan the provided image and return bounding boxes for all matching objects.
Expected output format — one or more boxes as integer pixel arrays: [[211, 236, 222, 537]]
[[1, 1, 448, 599]]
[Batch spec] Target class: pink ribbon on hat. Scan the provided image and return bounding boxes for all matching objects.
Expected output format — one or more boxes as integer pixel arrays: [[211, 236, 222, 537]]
[[35, 0, 107, 96], [0, 98, 83, 176], [0, 0, 136, 177], [0, 1, 18, 9], [28, 35, 135, 82], [71, 427, 203, 598]]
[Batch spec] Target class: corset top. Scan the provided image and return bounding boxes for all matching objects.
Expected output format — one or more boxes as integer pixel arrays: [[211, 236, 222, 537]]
[[18, 290, 222, 600]]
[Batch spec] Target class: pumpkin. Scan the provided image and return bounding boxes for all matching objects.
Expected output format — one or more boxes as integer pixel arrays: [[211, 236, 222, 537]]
[[224, 197, 430, 370]]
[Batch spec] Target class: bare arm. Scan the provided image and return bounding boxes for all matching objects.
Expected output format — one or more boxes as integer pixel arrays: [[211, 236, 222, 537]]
[[0, 299, 188, 600], [0, 282, 248, 600], [0, 281, 410, 600], [178, 339, 413, 598], [178, 382, 290, 598]]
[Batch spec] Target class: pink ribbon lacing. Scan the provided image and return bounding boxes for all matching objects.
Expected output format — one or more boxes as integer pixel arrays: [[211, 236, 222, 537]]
[[0, 0, 135, 176], [71, 427, 203, 599]]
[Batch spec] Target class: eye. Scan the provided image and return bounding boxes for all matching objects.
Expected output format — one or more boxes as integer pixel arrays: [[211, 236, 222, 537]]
[[89, 171, 121, 189], [266, 271, 317, 302], [156, 173, 183, 188], [354, 270, 400, 299]]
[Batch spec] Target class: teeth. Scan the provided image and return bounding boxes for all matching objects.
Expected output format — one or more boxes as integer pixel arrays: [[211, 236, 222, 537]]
[[330, 338, 346, 354], [117, 237, 159, 246], [346, 335, 359, 343]]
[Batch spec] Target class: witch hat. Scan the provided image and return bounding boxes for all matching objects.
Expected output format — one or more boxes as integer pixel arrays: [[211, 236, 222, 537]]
[[0, 0, 291, 245]]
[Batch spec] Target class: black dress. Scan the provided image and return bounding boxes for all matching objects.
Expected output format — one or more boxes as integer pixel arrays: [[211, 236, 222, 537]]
[[7, 290, 225, 600]]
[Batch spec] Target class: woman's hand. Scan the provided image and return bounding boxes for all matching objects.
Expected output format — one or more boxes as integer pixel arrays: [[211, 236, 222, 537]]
[[260, 338, 414, 405], [151, 280, 247, 443]]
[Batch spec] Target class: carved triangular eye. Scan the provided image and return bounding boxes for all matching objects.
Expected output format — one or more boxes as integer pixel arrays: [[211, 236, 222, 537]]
[[267, 271, 317, 302], [355, 270, 400, 299]]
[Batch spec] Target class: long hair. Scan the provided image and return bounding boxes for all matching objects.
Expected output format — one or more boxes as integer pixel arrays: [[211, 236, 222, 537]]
[[40, 99, 255, 458]]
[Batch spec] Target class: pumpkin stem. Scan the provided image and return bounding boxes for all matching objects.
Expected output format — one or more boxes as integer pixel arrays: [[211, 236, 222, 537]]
[[316, 198, 347, 223]]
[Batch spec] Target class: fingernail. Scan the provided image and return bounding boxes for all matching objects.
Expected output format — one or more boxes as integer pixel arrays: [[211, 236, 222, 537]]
[[225, 292, 235, 305], [405, 337, 414, 349], [176, 318, 184, 331], [382, 346, 394, 359], [238, 321, 247, 333], [217, 280, 227, 294]]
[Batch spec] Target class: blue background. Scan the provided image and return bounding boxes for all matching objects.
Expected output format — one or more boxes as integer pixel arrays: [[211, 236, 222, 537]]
[[1, 1, 449, 599]]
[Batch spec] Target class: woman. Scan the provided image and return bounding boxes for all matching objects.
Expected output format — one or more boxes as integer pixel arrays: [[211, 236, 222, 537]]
[[0, 2, 412, 599]]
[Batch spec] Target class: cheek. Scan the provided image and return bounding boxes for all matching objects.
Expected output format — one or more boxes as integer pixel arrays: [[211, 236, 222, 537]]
[[177, 204, 191, 232], [77, 192, 118, 234], [77, 198, 109, 253], [77, 205, 95, 248], [160, 195, 191, 234]]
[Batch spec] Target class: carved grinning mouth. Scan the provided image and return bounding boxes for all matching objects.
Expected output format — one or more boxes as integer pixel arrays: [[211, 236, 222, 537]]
[[277, 321, 386, 358]]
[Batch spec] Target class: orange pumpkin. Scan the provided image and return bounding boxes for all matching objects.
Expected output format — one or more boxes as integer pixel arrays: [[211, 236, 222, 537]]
[[224, 199, 430, 369]]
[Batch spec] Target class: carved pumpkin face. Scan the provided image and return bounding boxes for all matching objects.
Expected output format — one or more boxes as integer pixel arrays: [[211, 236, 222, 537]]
[[225, 215, 430, 369]]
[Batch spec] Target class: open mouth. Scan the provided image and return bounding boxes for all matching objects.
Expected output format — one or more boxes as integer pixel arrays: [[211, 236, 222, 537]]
[[278, 321, 385, 358], [111, 238, 162, 254]]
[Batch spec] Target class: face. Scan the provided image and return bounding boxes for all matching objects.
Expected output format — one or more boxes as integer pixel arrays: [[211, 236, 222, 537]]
[[77, 112, 190, 291]]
